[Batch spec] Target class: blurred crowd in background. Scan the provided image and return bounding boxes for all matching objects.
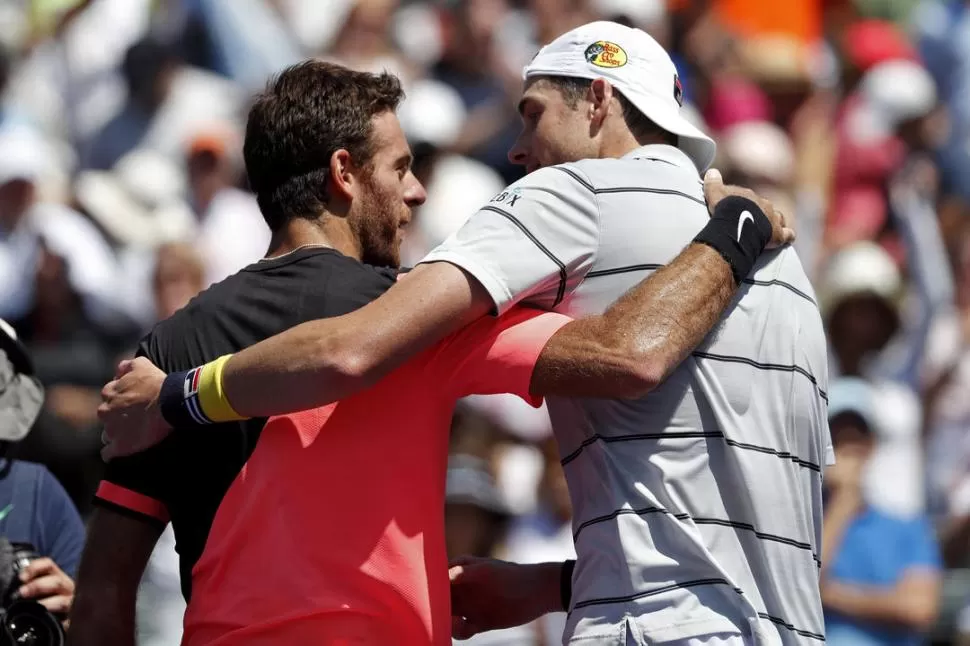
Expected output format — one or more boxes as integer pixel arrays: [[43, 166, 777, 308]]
[[0, 0, 968, 644]]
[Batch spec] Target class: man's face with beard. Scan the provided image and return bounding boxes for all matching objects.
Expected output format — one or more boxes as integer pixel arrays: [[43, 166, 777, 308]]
[[348, 111, 426, 268]]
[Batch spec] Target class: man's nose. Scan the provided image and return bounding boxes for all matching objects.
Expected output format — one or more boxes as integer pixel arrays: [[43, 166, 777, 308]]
[[405, 174, 427, 206], [508, 135, 528, 165]]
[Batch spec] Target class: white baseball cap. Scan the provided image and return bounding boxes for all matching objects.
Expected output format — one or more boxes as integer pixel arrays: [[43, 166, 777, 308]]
[[524, 21, 716, 172]]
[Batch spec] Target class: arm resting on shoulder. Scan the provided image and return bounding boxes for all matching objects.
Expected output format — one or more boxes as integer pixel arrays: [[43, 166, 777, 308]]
[[531, 242, 735, 398], [222, 261, 493, 417]]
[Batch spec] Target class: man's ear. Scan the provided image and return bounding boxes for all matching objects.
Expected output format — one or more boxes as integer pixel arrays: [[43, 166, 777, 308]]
[[589, 78, 615, 126], [328, 149, 356, 202]]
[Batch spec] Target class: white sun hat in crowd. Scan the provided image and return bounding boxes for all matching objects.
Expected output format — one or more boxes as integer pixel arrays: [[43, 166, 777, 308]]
[[523, 20, 716, 172]]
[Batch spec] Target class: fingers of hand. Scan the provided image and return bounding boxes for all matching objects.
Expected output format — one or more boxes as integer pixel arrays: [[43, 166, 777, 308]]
[[36, 595, 72, 615], [100, 380, 117, 403], [20, 558, 56, 582], [19, 573, 73, 600], [115, 360, 134, 378], [703, 169, 725, 207]]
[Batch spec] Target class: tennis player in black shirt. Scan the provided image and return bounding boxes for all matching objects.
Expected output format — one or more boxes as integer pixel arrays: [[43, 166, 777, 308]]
[[69, 61, 424, 645]]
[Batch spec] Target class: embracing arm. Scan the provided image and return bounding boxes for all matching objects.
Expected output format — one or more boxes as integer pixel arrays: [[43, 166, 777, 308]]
[[531, 241, 736, 398], [98, 174, 788, 459], [220, 261, 493, 416]]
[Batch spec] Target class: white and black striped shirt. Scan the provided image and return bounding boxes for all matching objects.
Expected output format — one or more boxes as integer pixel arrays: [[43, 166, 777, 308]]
[[421, 144, 832, 645]]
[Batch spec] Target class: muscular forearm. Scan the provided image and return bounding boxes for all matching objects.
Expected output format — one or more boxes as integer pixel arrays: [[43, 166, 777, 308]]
[[532, 195, 773, 398], [222, 262, 491, 417], [533, 243, 734, 398]]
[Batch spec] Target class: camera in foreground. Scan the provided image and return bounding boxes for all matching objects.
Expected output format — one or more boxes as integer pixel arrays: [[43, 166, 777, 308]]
[[0, 542, 64, 646]]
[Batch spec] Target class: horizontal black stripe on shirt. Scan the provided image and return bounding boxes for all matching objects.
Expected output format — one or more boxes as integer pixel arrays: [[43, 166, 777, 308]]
[[581, 262, 818, 308], [560, 430, 821, 472], [691, 518, 821, 566], [573, 505, 820, 566], [572, 504, 687, 541], [479, 205, 567, 306], [758, 613, 826, 642], [552, 166, 706, 206], [571, 577, 826, 643], [743, 278, 817, 307], [586, 263, 663, 278], [571, 578, 741, 611], [692, 351, 829, 403]]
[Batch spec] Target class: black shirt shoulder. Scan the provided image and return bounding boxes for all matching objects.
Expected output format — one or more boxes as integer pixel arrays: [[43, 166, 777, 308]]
[[140, 248, 396, 370]]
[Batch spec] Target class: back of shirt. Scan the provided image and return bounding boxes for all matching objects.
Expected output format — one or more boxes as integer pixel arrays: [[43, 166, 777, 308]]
[[421, 144, 831, 645], [94, 248, 397, 599]]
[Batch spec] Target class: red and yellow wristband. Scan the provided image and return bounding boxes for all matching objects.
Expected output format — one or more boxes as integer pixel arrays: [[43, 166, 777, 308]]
[[158, 355, 247, 427]]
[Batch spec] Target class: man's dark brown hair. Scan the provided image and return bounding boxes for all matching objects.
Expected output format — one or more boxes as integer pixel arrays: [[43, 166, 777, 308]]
[[244, 60, 405, 231]]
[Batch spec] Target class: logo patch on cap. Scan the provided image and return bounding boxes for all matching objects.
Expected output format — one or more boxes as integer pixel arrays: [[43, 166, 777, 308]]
[[674, 75, 684, 106], [584, 41, 627, 68]]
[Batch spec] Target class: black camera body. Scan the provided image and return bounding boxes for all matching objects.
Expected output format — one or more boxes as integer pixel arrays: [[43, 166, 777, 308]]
[[0, 540, 64, 646]]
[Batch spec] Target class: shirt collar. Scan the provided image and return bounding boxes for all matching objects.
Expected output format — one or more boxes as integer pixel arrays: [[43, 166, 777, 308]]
[[621, 144, 697, 172]]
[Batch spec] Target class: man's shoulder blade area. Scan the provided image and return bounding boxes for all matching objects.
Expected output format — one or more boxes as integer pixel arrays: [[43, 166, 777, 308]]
[[143, 252, 397, 371]]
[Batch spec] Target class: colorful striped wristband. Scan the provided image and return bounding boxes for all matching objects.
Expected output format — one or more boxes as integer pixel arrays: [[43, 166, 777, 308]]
[[158, 355, 246, 427]]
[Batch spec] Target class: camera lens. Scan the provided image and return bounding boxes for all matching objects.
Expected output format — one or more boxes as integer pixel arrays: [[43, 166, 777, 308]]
[[2, 601, 64, 646]]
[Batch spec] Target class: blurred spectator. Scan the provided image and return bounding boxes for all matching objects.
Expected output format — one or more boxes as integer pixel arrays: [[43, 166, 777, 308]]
[[445, 454, 512, 562], [81, 36, 180, 170], [822, 377, 942, 645], [398, 78, 504, 266], [326, 0, 416, 85], [433, 0, 524, 184], [185, 128, 269, 285], [0, 124, 126, 330], [152, 242, 206, 321], [0, 317, 84, 627]]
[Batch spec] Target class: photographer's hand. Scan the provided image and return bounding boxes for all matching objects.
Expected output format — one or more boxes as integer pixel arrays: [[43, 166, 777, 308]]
[[19, 557, 74, 620]]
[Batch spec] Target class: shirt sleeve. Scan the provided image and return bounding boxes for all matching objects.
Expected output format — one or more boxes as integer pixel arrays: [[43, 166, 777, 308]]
[[37, 468, 85, 579], [418, 165, 599, 314], [93, 336, 172, 526], [902, 516, 943, 573], [432, 305, 572, 405]]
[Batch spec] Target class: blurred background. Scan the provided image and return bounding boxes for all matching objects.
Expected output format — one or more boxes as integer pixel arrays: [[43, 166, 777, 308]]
[[0, 0, 967, 644]]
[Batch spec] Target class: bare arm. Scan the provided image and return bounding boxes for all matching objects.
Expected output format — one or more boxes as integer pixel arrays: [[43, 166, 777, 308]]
[[223, 261, 493, 416], [68, 508, 162, 646], [821, 571, 941, 632], [531, 242, 734, 398]]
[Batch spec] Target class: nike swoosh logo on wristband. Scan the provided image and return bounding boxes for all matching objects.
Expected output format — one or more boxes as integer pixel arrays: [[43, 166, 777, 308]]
[[737, 211, 754, 242]]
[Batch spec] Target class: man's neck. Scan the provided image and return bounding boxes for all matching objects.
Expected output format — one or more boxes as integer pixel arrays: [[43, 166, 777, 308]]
[[266, 215, 362, 261], [600, 131, 671, 160]]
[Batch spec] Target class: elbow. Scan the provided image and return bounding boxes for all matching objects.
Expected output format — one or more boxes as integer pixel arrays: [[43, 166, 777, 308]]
[[612, 354, 665, 399], [312, 334, 382, 394], [902, 599, 940, 633]]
